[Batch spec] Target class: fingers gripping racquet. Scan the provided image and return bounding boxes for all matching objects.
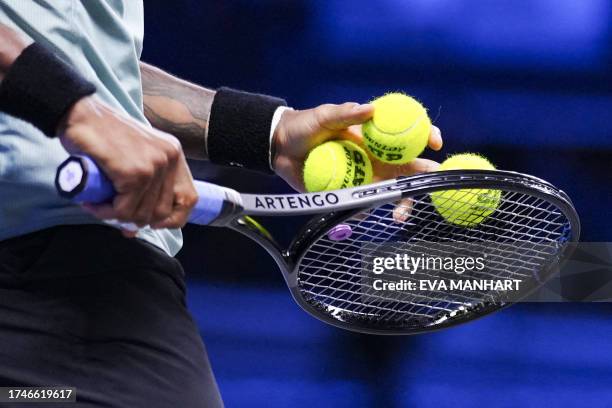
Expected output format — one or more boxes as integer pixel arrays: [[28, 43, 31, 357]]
[[55, 155, 244, 229], [56, 155, 580, 335]]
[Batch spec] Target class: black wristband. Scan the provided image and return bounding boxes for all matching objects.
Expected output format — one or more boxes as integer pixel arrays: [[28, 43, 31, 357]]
[[0, 42, 96, 137], [207, 87, 287, 174]]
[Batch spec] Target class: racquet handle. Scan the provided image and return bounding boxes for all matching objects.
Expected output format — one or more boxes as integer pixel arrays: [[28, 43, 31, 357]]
[[55, 155, 242, 227]]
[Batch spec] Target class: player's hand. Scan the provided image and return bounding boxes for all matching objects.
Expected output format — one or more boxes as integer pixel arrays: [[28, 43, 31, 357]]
[[59, 96, 198, 235], [272, 102, 443, 191]]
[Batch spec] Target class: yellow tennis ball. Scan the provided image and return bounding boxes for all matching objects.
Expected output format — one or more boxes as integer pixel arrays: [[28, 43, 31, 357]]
[[362, 93, 431, 164], [303, 140, 373, 192], [430, 153, 501, 227]]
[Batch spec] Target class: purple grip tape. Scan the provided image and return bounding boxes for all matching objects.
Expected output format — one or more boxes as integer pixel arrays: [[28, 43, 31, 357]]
[[189, 182, 226, 225], [56, 155, 227, 226], [75, 156, 116, 203], [55, 155, 115, 203]]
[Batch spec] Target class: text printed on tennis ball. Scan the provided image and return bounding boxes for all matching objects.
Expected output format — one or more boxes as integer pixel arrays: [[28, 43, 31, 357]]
[[330, 142, 370, 188], [346, 145, 369, 187], [303, 140, 373, 192], [362, 131, 405, 163]]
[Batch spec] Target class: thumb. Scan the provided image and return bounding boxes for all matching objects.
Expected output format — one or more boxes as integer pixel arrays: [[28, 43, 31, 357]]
[[314, 102, 374, 131]]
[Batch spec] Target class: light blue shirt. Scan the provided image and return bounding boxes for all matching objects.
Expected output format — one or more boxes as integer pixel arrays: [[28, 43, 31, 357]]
[[0, 0, 182, 255]]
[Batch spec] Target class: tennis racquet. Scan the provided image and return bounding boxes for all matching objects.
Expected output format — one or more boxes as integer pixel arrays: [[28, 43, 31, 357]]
[[55, 155, 580, 335]]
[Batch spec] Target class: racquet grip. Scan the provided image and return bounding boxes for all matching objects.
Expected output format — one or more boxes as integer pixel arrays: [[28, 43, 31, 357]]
[[55, 155, 241, 226]]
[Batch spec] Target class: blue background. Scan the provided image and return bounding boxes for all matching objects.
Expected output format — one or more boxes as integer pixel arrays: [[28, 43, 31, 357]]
[[143, 1, 612, 406]]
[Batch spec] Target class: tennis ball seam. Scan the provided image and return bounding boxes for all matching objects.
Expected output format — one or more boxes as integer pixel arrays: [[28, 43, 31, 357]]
[[363, 115, 430, 153], [362, 93, 431, 164], [368, 114, 428, 137], [370, 92, 427, 133]]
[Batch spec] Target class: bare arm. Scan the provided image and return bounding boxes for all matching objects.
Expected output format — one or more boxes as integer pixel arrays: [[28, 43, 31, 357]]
[[140, 62, 215, 160], [140, 63, 444, 190], [0, 23, 29, 82]]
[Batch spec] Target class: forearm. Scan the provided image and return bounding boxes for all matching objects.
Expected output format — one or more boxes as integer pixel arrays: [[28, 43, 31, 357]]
[[140, 62, 215, 160], [0, 24, 29, 82]]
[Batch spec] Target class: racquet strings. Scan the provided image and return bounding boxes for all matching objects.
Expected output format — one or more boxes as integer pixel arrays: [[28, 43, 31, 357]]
[[297, 188, 572, 329]]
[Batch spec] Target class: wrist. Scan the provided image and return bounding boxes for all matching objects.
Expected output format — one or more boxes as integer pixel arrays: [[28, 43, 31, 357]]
[[207, 87, 287, 173], [0, 42, 96, 136], [58, 96, 94, 132]]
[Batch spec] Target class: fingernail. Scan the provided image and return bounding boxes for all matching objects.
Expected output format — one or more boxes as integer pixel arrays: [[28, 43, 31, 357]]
[[353, 103, 370, 111]]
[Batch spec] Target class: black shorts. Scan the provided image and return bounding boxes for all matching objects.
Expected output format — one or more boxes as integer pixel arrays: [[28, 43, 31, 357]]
[[0, 225, 223, 407]]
